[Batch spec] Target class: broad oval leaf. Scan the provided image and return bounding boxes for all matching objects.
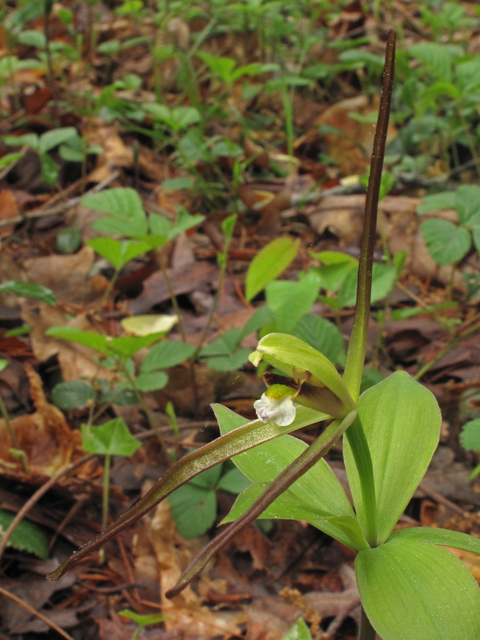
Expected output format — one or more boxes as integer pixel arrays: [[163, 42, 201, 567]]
[[343, 371, 441, 544], [141, 340, 196, 372], [245, 237, 300, 302], [420, 219, 470, 265], [215, 404, 359, 549], [356, 537, 480, 640], [52, 381, 95, 410]]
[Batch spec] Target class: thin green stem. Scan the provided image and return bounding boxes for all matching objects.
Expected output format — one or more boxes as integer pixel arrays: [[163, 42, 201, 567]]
[[192, 264, 227, 361], [344, 30, 396, 402], [0, 394, 29, 474], [158, 252, 187, 342], [98, 266, 120, 312], [120, 363, 173, 466], [359, 606, 376, 640]]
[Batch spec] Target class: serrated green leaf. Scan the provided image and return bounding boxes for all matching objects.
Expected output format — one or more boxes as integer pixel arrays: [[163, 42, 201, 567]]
[[52, 381, 95, 410], [460, 418, 480, 452], [0, 508, 48, 559], [455, 185, 480, 226], [344, 371, 441, 544], [246, 238, 300, 302], [356, 538, 480, 640], [0, 281, 56, 306], [81, 418, 141, 456], [87, 237, 150, 269], [83, 188, 148, 236], [294, 314, 345, 366], [205, 349, 251, 371], [420, 219, 470, 265], [167, 484, 217, 538], [141, 340, 196, 372], [134, 371, 168, 392]]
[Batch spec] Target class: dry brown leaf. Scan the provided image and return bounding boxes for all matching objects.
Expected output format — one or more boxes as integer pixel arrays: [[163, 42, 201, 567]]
[[23, 246, 107, 305], [86, 124, 132, 183], [0, 364, 81, 476]]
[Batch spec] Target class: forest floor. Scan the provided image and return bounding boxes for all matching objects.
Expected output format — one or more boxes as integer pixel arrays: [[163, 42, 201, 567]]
[[1, 1, 480, 639]]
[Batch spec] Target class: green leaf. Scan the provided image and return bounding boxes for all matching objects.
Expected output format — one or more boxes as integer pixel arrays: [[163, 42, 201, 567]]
[[121, 314, 177, 337], [46, 326, 109, 353], [409, 42, 456, 81], [169, 208, 205, 239], [52, 381, 95, 410], [239, 306, 274, 342], [0, 281, 56, 306], [456, 185, 480, 226], [266, 272, 320, 334], [40, 153, 60, 184], [56, 227, 81, 254], [170, 106, 202, 129], [344, 371, 441, 544], [0, 508, 49, 559], [162, 177, 195, 191], [245, 238, 300, 302], [205, 349, 251, 371], [18, 29, 46, 48], [460, 418, 480, 452], [200, 328, 241, 357], [471, 225, 480, 254], [197, 51, 237, 83], [294, 314, 345, 366], [81, 417, 141, 456], [0, 152, 24, 169], [282, 618, 312, 640], [0, 359, 7, 373], [167, 484, 217, 539], [360, 367, 384, 394], [420, 219, 470, 265], [83, 188, 148, 236], [141, 340, 196, 372], [39, 127, 77, 154], [134, 371, 168, 392], [338, 262, 396, 307], [87, 237, 151, 269], [118, 610, 166, 628], [216, 467, 251, 494], [3, 133, 39, 150], [416, 192, 457, 215], [107, 334, 163, 359], [356, 537, 480, 640], [215, 404, 361, 550], [388, 526, 480, 556]]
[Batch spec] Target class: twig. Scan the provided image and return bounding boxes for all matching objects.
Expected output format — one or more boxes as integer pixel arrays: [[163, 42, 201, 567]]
[[0, 584, 76, 640], [0, 453, 96, 560], [0, 172, 119, 228]]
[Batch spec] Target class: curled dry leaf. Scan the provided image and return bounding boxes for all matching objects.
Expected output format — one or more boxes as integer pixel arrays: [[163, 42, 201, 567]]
[[0, 364, 82, 476]]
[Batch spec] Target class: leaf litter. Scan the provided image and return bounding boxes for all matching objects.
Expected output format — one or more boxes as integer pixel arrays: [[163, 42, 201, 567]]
[[1, 2, 480, 639]]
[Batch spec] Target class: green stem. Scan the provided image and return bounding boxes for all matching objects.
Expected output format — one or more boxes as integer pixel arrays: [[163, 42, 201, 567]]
[[0, 394, 29, 474], [158, 252, 187, 342], [120, 363, 173, 466], [98, 266, 120, 312], [345, 414, 377, 547], [359, 606, 376, 640], [192, 263, 227, 361], [344, 30, 396, 402]]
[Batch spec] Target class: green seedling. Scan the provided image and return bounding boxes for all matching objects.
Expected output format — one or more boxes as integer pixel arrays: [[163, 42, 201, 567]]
[[0, 508, 48, 559], [282, 617, 312, 640], [3, 127, 77, 184], [47, 32, 480, 640], [418, 185, 480, 266], [81, 418, 141, 532], [118, 610, 166, 640], [168, 460, 251, 539], [460, 418, 480, 481]]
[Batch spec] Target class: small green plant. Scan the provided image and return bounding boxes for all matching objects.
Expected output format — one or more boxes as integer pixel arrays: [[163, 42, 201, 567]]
[[47, 33, 480, 640], [118, 610, 166, 640], [3, 127, 78, 184], [168, 459, 251, 539], [460, 418, 480, 480], [81, 418, 141, 532], [0, 508, 49, 559], [282, 617, 312, 640], [417, 185, 480, 266]]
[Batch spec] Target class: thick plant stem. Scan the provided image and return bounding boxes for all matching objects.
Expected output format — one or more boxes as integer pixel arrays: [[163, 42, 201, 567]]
[[344, 30, 396, 402], [359, 606, 376, 640]]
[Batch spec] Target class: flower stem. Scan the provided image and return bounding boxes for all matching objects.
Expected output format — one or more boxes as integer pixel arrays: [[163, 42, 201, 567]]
[[358, 606, 376, 640], [344, 30, 396, 402]]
